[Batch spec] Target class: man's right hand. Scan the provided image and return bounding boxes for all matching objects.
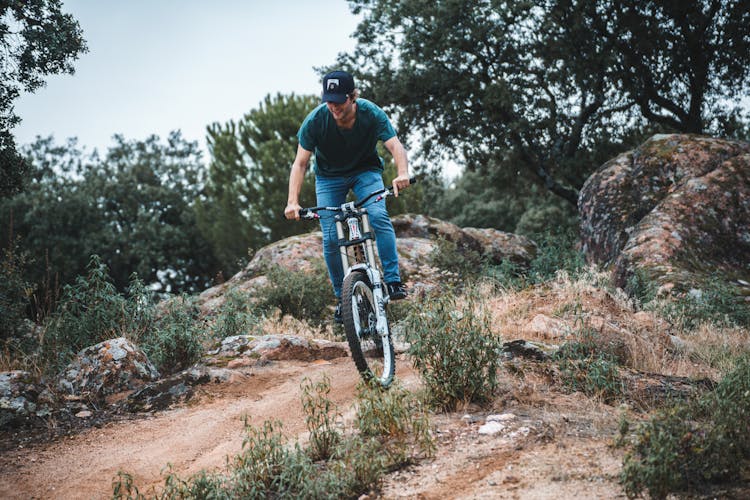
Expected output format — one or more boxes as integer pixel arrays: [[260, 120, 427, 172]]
[[284, 203, 302, 220]]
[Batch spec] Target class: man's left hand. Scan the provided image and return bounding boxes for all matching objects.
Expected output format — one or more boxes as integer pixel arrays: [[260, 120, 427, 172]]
[[392, 175, 411, 197]]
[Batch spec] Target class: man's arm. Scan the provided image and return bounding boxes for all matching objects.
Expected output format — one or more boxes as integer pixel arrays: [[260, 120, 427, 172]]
[[284, 144, 313, 220], [384, 136, 410, 197]]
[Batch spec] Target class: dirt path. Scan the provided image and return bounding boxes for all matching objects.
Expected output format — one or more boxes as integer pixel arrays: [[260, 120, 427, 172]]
[[0, 356, 632, 499], [0, 358, 384, 499]]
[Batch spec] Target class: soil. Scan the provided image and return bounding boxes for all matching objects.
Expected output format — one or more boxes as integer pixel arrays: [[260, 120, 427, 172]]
[[0, 354, 632, 499]]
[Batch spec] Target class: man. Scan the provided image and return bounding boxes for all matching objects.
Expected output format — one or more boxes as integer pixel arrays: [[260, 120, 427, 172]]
[[284, 70, 411, 323]]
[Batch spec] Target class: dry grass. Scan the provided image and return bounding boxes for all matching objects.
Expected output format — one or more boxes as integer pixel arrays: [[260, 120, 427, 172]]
[[260, 309, 339, 342], [476, 268, 750, 382]]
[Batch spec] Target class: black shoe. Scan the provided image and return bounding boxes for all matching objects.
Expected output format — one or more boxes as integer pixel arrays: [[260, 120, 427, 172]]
[[334, 301, 343, 324], [386, 282, 407, 300]]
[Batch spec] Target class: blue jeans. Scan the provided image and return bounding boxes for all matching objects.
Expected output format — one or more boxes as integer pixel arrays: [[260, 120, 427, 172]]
[[315, 170, 401, 299]]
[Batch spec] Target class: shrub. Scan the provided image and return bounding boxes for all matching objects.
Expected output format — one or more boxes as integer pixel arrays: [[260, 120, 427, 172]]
[[403, 292, 501, 410], [652, 277, 750, 331], [209, 288, 263, 340], [355, 378, 435, 465], [525, 228, 585, 284], [620, 355, 750, 498], [140, 295, 205, 375], [254, 263, 334, 326], [114, 374, 434, 499], [41, 255, 129, 370], [428, 237, 485, 286], [554, 324, 625, 403], [0, 242, 33, 342]]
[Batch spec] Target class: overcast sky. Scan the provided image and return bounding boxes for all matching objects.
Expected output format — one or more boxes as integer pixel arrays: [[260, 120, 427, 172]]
[[12, 0, 360, 157]]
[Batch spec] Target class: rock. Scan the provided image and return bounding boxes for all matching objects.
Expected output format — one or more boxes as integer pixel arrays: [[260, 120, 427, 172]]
[[199, 233, 324, 313], [0, 371, 48, 427], [206, 334, 349, 367], [56, 337, 160, 400], [521, 314, 569, 340], [579, 134, 750, 295], [501, 339, 560, 361], [392, 214, 538, 267], [123, 365, 235, 413], [478, 421, 506, 435]]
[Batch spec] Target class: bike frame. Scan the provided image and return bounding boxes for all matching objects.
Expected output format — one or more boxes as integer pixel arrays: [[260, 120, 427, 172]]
[[334, 203, 389, 338]]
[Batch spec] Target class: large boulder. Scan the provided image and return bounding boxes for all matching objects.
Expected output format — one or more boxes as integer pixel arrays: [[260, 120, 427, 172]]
[[199, 214, 537, 312], [56, 337, 160, 400], [579, 134, 750, 294]]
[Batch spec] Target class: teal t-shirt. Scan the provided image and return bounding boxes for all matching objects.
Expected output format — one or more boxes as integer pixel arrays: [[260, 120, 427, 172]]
[[297, 98, 397, 177]]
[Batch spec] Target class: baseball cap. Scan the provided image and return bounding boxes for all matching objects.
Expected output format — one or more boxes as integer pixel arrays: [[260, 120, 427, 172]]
[[321, 71, 355, 104]]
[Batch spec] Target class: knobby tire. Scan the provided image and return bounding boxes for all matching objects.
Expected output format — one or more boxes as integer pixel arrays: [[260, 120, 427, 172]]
[[341, 271, 395, 388]]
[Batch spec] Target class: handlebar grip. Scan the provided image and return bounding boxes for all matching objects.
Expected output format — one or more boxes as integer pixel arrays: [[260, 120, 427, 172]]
[[408, 176, 418, 185], [282, 208, 310, 220]]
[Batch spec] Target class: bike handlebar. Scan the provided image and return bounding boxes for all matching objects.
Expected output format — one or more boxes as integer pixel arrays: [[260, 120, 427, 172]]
[[283, 177, 418, 220]]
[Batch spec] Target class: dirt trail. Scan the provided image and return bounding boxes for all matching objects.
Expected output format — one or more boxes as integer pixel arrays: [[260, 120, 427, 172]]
[[0, 355, 632, 499], [0, 358, 384, 500]]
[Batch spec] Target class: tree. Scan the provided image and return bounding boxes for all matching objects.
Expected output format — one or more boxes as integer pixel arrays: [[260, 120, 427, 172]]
[[336, 0, 750, 206], [0, 133, 218, 301], [586, 0, 750, 134], [0, 0, 87, 196], [336, 0, 635, 206], [197, 93, 320, 273]]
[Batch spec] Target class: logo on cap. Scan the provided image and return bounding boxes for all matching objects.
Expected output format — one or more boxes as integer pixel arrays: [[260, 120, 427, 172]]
[[326, 79, 340, 91]]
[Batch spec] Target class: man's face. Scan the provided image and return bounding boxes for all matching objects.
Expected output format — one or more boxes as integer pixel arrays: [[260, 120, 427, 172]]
[[326, 96, 355, 122]]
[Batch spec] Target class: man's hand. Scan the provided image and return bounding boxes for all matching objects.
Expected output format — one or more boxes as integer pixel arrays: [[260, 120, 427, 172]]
[[391, 175, 411, 197], [284, 203, 302, 220]]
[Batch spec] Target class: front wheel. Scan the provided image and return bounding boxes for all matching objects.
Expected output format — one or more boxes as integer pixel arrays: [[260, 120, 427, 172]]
[[341, 271, 395, 387]]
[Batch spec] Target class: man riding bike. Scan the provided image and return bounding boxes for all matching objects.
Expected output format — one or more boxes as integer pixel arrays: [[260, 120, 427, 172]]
[[284, 70, 411, 323]]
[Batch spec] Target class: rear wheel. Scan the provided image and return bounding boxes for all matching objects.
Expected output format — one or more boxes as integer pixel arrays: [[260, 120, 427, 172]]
[[341, 271, 394, 387]]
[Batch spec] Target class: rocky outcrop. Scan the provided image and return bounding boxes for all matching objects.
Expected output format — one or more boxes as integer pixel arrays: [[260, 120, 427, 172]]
[[199, 214, 537, 312], [392, 214, 537, 266], [56, 337, 160, 400], [579, 134, 750, 295]]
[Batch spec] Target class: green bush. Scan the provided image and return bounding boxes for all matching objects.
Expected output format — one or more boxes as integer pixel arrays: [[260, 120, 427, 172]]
[[428, 237, 485, 286], [653, 277, 750, 330], [0, 243, 33, 342], [525, 228, 585, 284], [41, 255, 130, 370], [620, 355, 750, 498], [254, 263, 334, 326], [140, 295, 205, 375], [209, 288, 263, 340], [482, 227, 585, 290], [403, 292, 501, 410], [301, 375, 342, 461], [554, 325, 625, 403]]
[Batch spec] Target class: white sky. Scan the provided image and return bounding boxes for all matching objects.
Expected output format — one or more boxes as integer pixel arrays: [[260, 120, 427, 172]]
[[12, 0, 361, 157]]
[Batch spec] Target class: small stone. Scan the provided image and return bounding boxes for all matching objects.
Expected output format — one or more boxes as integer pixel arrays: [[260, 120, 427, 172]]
[[487, 413, 516, 422], [75, 410, 92, 418], [478, 421, 506, 435]]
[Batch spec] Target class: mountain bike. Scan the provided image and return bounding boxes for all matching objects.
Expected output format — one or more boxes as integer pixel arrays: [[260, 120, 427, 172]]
[[286, 178, 416, 388]]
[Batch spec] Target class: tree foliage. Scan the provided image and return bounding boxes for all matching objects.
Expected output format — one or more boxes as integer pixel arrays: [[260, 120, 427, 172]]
[[0, 0, 87, 197], [0, 133, 217, 304], [584, 0, 750, 134], [197, 93, 319, 272], [337, 0, 750, 205]]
